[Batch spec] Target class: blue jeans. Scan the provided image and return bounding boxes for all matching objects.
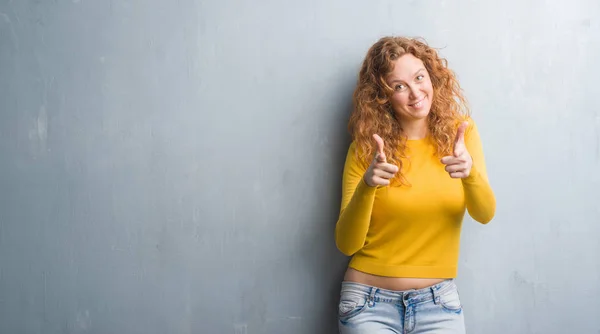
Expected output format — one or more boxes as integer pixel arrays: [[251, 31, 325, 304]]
[[338, 279, 466, 333]]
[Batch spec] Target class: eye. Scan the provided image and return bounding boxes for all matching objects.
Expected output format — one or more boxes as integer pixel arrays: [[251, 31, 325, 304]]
[[416, 74, 425, 81], [394, 84, 406, 91]]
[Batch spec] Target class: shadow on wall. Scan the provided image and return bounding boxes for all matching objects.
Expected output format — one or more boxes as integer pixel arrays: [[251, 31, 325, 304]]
[[296, 67, 357, 333]]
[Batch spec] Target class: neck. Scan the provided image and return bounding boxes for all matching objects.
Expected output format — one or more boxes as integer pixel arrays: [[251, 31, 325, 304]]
[[400, 118, 428, 140]]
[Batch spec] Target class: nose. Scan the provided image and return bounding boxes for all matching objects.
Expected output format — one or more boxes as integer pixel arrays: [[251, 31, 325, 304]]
[[408, 85, 419, 100]]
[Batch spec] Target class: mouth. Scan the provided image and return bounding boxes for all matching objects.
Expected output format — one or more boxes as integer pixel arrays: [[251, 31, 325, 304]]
[[409, 96, 426, 109]]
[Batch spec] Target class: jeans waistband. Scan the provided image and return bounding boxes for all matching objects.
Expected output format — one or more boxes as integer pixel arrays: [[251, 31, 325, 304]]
[[340, 279, 456, 304]]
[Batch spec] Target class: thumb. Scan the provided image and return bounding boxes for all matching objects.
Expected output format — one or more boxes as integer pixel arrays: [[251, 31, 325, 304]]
[[453, 121, 468, 156], [372, 134, 386, 162]]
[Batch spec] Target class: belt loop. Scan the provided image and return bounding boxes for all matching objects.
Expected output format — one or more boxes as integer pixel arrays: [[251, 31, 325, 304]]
[[367, 287, 377, 307], [431, 285, 440, 305]]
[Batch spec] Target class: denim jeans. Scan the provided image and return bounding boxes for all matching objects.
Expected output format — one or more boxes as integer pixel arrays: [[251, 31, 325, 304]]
[[338, 279, 465, 333]]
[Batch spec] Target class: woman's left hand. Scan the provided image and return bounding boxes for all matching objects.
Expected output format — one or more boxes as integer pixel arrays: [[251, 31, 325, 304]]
[[441, 122, 472, 178]]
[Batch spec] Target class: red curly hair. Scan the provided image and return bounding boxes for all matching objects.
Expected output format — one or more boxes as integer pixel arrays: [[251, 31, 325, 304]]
[[348, 36, 470, 186]]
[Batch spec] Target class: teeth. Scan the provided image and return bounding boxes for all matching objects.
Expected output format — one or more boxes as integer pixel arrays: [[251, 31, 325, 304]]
[[413, 100, 423, 108]]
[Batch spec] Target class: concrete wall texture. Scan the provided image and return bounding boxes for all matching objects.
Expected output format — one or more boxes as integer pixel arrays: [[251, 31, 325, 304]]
[[1, 0, 599, 333]]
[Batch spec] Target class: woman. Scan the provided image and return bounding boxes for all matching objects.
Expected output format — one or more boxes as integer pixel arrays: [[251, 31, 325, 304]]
[[335, 36, 496, 333]]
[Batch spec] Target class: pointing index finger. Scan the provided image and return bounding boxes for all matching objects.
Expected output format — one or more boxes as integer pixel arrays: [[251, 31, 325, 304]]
[[373, 134, 386, 162], [453, 121, 468, 156]]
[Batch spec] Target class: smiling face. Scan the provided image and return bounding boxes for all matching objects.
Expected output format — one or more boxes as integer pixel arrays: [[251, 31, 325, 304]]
[[386, 53, 434, 124]]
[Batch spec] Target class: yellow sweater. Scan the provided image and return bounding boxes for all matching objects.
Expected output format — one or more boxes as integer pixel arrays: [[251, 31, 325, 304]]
[[335, 120, 495, 278]]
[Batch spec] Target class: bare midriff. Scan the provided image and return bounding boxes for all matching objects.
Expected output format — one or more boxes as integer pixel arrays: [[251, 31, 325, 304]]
[[343, 267, 446, 291]]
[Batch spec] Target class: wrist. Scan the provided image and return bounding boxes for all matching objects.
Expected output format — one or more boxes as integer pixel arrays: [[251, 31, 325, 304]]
[[462, 165, 479, 183], [363, 174, 375, 188]]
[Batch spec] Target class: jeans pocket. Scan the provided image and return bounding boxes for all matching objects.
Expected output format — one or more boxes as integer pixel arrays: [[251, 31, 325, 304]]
[[438, 289, 462, 312], [338, 292, 368, 321]]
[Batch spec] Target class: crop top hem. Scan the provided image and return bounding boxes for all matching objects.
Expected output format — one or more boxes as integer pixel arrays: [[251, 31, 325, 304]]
[[349, 257, 457, 279]]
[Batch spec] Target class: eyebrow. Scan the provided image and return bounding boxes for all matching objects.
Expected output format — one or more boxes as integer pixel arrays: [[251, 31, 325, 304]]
[[389, 68, 426, 83]]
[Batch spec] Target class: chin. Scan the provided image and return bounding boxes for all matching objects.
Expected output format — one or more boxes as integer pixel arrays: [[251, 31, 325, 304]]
[[409, 107, 431, 120]]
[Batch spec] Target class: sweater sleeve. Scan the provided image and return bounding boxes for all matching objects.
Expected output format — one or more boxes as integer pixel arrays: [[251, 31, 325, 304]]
[[334, 142, 378, 256], [462, 119, 496, 224]]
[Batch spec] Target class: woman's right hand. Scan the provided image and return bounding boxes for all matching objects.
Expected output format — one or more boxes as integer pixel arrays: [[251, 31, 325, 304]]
[[363, 134, 399, 187]]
